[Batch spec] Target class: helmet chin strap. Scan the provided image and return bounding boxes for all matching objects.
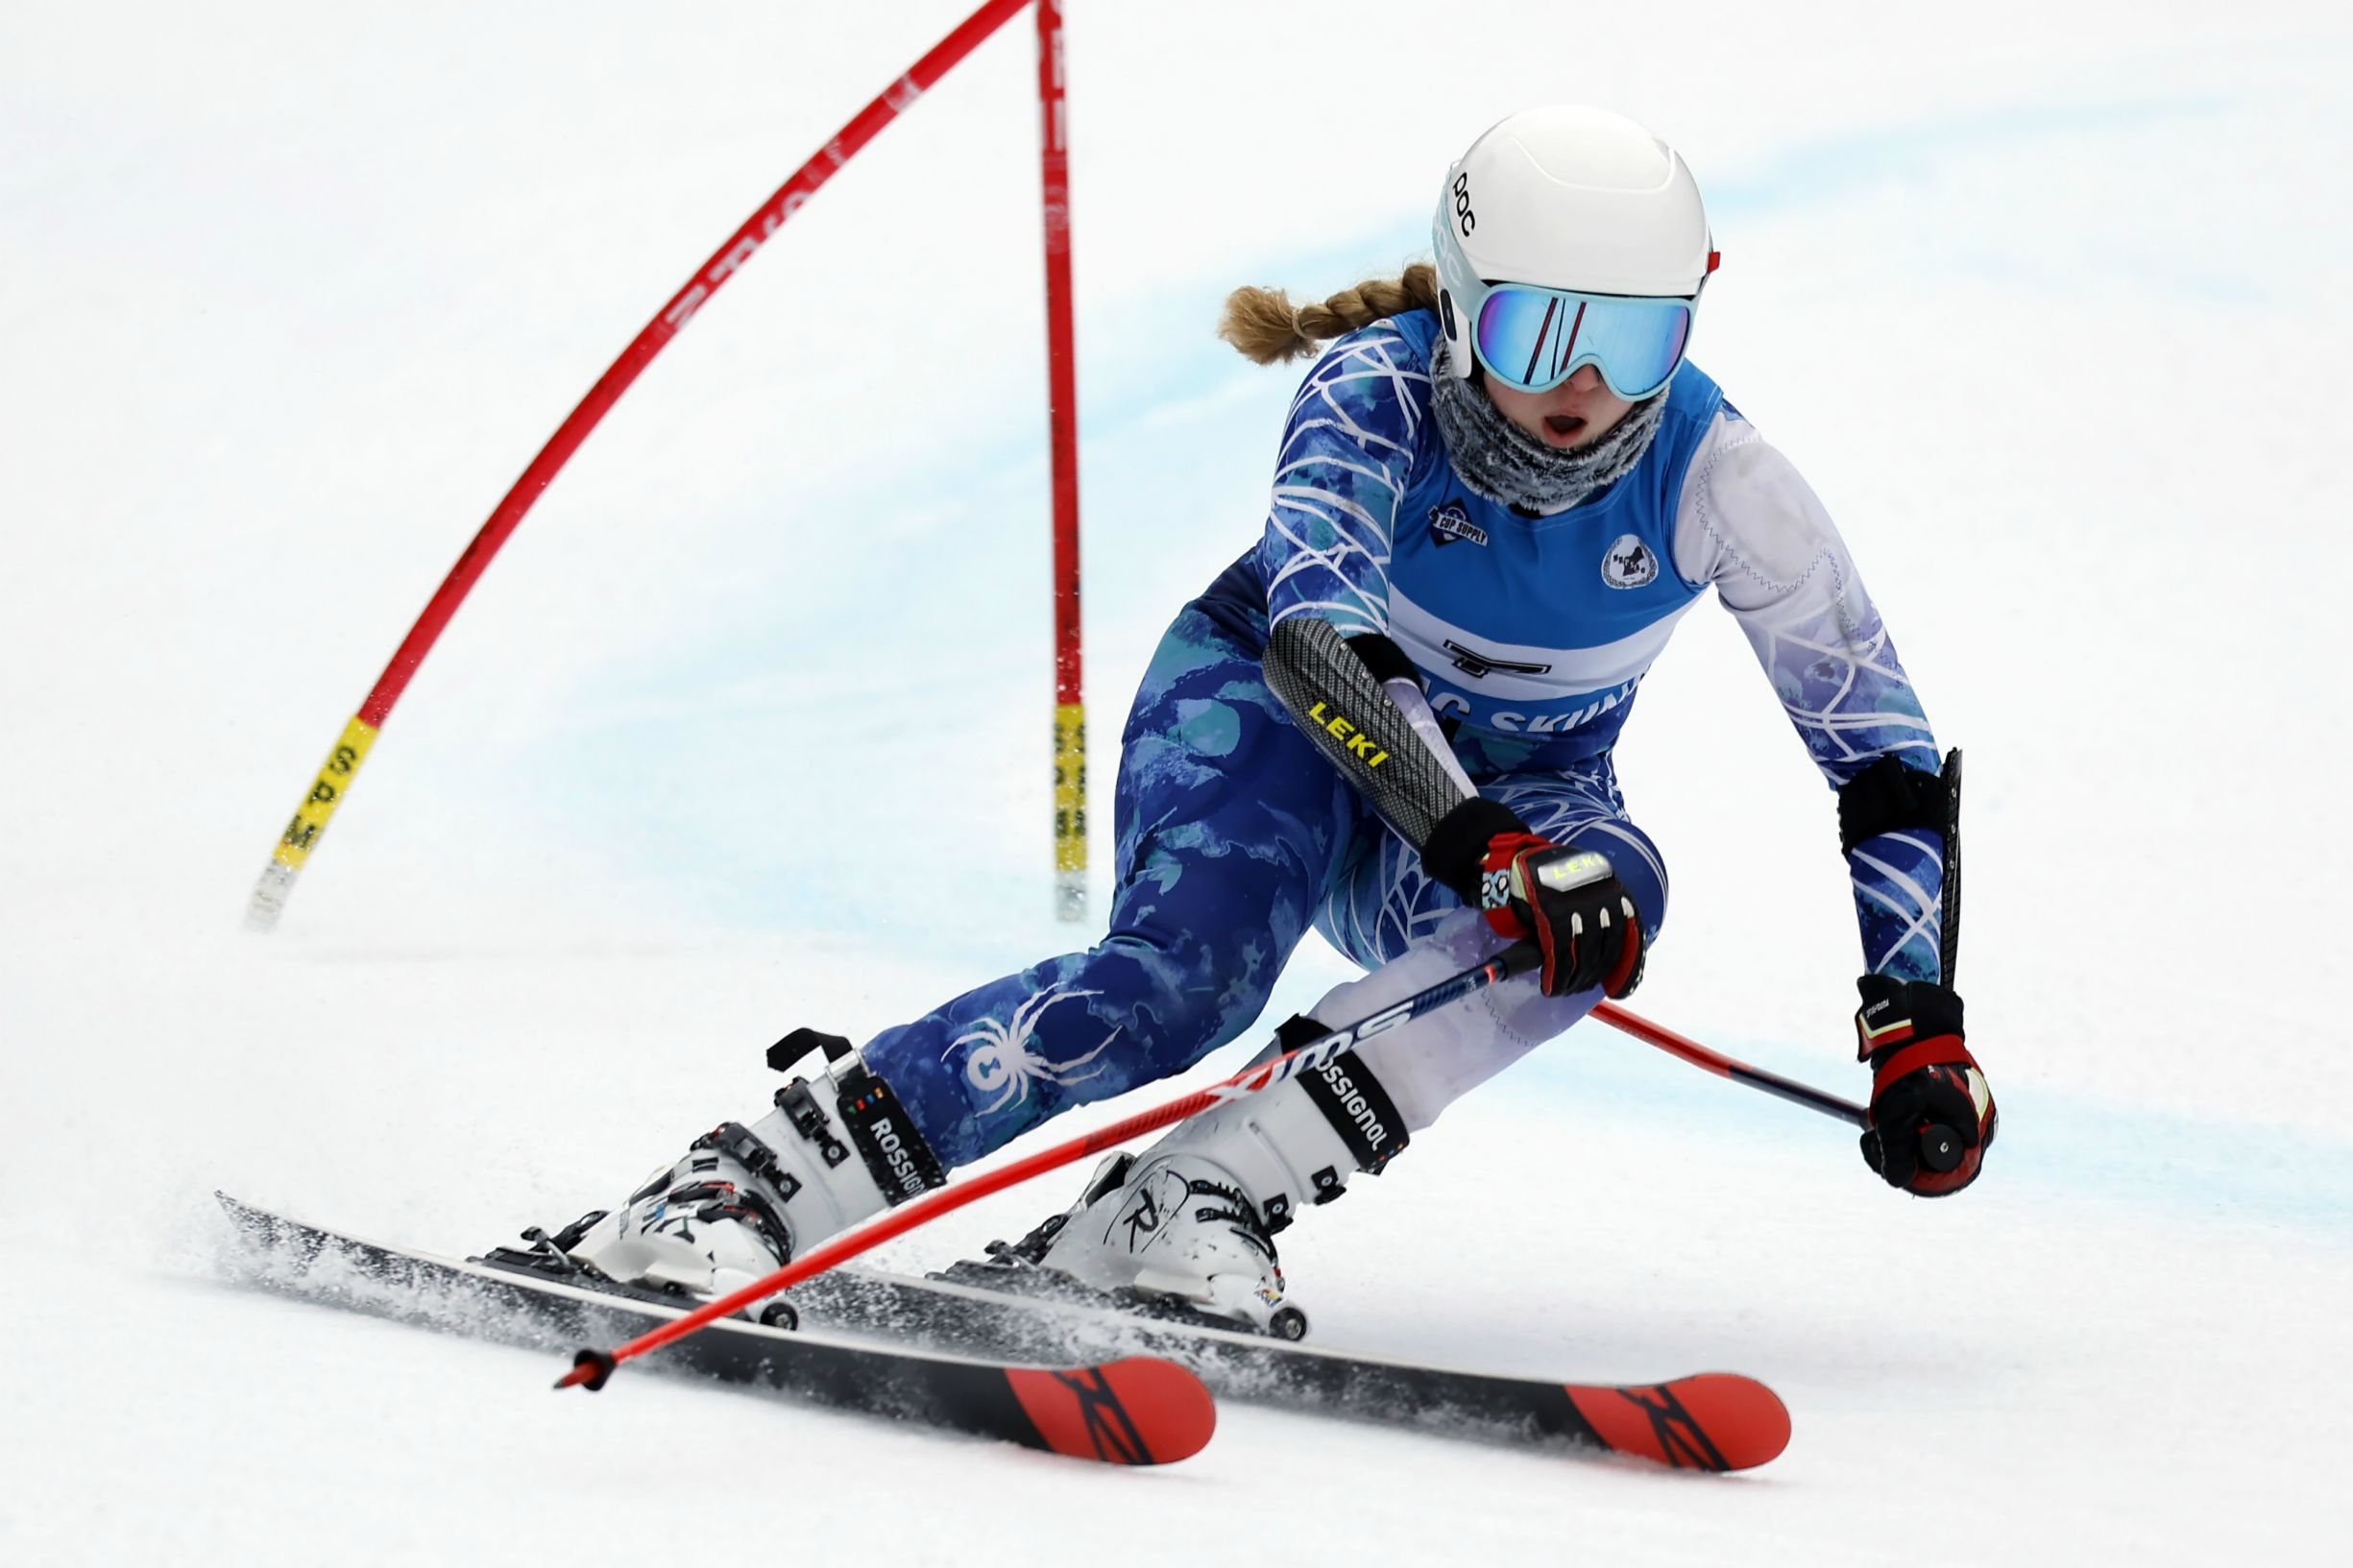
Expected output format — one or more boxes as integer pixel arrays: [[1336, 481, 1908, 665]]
[[1429, 338, 1669, 517]]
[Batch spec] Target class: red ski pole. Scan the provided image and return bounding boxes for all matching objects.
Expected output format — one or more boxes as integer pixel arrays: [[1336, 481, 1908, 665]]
[[1591, 1001, 1869, 1125], [1589, 1001, 1963, 1172], [557, 941, 1542, 1389]]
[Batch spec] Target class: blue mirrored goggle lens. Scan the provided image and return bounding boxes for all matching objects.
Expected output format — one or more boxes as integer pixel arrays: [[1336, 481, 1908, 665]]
[[1472, 286, 1692, 398]]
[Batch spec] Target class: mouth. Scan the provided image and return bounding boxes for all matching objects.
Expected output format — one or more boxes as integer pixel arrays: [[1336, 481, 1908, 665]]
[[1540, 413, 1589, 445]]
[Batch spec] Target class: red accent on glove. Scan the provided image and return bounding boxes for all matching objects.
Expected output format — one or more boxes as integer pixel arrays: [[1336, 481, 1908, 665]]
[[1869, 1038, 1997, 1197], [1871, 1035, 1980, 1098], [1477, 832, 1553, 941], [1904, 1072, 1998, 1197]]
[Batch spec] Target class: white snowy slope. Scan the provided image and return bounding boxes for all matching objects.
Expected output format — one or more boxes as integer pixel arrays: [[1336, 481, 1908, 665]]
[[4, 1, 2350, 1563]]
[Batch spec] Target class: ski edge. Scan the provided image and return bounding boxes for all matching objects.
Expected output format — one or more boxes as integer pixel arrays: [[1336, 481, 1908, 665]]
[[791, 1265, 1790, 1471], [211, 1193, 1214, 1467]]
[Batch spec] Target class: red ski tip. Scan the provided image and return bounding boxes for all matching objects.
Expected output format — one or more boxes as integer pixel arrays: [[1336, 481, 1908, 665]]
[[1005, 1359, 1217, 1465], [1566, 1373, 1791, 1471]]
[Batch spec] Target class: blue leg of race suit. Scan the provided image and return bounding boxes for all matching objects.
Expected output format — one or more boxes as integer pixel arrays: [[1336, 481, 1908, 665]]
[[860, 606, 1370, 1169]]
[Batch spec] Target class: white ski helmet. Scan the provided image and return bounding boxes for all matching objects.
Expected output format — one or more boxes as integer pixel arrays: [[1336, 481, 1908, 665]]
[[1432, 106, 1716, 389]]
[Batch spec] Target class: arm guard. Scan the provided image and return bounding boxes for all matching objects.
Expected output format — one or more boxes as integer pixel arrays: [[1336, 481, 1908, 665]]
[[1836, 749, 1964, 981], [1263, 615, 1473, 854]]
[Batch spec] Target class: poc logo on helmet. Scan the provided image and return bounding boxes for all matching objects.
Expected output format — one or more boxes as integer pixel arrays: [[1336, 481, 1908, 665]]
[[1452, 172, 1475, 235], [1603, 533, 1659, 590]]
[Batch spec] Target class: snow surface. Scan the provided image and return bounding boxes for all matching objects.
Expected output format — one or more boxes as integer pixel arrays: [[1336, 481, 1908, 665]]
[[5, 2, 2350, 1563]]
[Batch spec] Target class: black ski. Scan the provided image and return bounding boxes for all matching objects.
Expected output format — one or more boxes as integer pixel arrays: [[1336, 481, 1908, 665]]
[[777, 1263, 1790, 1471], [213, 1194, 1214, 1465]]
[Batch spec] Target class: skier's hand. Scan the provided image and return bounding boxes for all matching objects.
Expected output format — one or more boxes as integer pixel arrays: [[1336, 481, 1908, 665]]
[[1421, 798, 1643, 1000], [1479, 833, 1645, 1000], [1854, 976, 1997, 1195]]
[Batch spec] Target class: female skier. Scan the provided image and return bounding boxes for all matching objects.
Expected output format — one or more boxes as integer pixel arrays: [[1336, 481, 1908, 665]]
[[555, 105, 1999, 1334]]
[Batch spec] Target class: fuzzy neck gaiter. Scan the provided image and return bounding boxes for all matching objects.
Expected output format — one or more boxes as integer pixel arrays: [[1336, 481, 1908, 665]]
[[1429, 338, 1668, 516]]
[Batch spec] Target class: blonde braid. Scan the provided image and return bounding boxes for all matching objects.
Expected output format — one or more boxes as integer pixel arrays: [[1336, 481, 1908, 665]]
[[1217, 263, 1441, 364]]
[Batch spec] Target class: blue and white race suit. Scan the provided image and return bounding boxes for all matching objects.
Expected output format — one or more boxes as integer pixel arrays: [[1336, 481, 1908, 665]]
[[864, 309, 1945, 1168]]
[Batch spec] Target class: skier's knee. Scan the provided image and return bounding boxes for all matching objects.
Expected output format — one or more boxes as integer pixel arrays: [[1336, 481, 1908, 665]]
[[1095, 927, 1280, 1068], [1561, 818, 1668, 940]]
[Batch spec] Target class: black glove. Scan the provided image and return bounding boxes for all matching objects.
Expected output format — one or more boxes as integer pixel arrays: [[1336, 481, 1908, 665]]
[[1855, 975, 1997, 1195], [1423, 798, 1643, 1000]]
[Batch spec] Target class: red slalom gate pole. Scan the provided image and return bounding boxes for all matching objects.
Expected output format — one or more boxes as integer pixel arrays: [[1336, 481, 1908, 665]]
[[557, 941, 1542, 1390], [1591, 1001, 1868, 1126], [244, 0, 1034, 933], [1037, 0, 1087, 924]]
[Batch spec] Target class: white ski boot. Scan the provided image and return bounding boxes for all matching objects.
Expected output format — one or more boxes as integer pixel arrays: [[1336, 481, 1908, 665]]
[[559, 1032, 947, 1301], [1023, 1018, 1413, 1339]]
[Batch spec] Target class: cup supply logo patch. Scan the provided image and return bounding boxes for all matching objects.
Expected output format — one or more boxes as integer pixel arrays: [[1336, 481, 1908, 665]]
[[1602, 533, 1659, 590], [1428, 499, 1489, 549]]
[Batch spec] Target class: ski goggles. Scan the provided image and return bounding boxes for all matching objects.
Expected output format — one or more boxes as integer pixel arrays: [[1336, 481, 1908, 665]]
[[1465, 280, 1695, 400]]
